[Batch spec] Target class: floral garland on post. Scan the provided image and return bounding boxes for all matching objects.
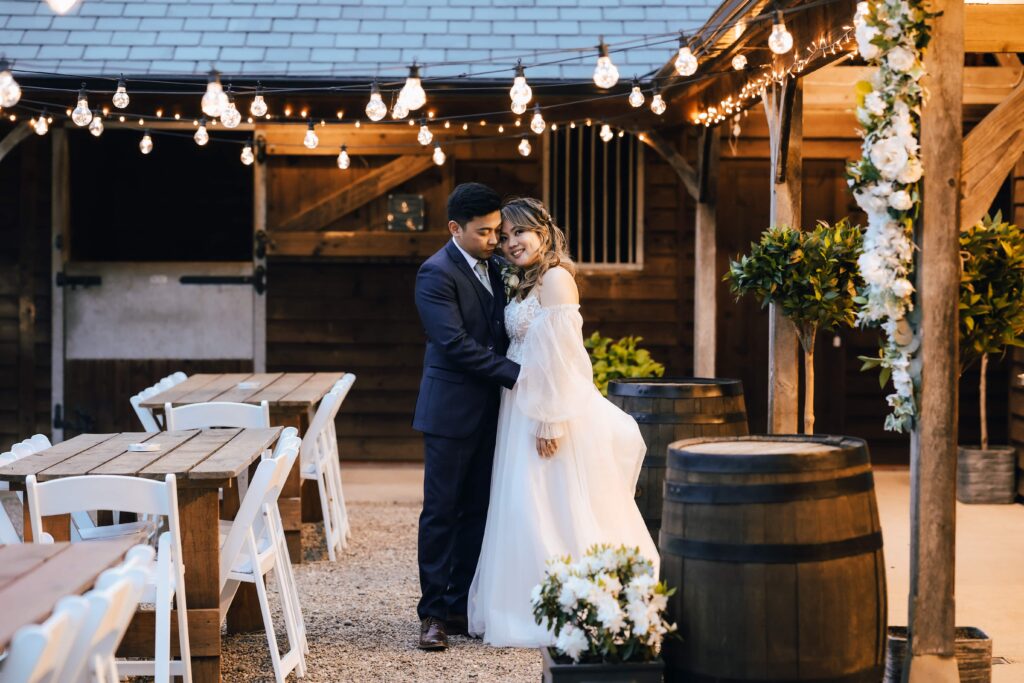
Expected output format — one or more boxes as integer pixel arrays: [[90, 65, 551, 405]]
[[847, 0, 933, 433]]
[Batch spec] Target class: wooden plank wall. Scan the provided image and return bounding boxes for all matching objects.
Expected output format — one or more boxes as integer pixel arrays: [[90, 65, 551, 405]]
[[266, 143, 693, 461], [0, 134, 52, 450]]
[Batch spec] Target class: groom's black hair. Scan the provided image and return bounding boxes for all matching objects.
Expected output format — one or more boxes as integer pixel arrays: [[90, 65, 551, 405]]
[[447, 182, 502, 226]]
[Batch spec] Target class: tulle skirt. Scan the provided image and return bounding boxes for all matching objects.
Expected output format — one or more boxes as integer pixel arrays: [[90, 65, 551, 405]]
[[466, 382, 659, 647]]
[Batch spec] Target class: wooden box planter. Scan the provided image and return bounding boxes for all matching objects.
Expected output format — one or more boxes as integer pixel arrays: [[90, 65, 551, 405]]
[[957, 446, 1017, 504], [884, 627, 992, 683], [541, 648, 664, 683]]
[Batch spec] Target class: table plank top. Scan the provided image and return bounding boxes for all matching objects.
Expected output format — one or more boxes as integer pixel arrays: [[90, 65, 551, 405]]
[[0, 538, 141, 649], [0, 428, 281, 484], [140, 372, 345, 410]]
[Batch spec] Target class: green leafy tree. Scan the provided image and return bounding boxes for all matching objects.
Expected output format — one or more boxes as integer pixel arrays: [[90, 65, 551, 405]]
[[725, 219, 864, 433], [959, 213, 1024, 449], [584, 333, 666, 396]]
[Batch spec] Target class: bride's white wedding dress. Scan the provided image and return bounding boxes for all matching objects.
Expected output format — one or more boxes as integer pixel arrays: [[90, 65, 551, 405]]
[[467, 291, 659, 647]]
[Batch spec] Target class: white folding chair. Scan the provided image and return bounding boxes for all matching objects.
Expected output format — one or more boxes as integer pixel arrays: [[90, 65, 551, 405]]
[[219, 440, 307, 683], [25, 474, 192, 683], [130, 376, 178, 432], [169, 372, 188, 385], [0, 594, 89, 683], [0, 435, 51, 544], [164, 401, 270, 431]]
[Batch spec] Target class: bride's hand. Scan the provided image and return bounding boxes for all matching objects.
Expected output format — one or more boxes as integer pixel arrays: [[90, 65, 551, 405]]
[[536, 437, 558, 459]]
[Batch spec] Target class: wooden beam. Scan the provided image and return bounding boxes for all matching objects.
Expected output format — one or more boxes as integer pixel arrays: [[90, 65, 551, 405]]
[[641, 130, 699, 199], [51, 128, 68, 443], [907, 0, 963, 679], [965, 3, 1024, 52], [266, 230, 449, 258], [18, 135, 37, 438], [764, 79, 802, 434], [960, 77, 1024, 229], [803, 64, 1022, 108], [275, 154, 435, 232], [0, 124, 31, 165], [694, 126, 719, 377]]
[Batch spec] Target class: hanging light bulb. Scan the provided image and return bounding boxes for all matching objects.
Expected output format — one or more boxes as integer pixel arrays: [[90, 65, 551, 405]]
[[769, 11, 794, 54], [88, 110, 103, 137], [201, 69, 228, 118], [397, 62, 426, 112], [391, 98, 409, 120], [417, 117, 433, 146], [432, 142, 446, 166], [194, 117, 209, 146], [221, 87, 241, 128], [139, 129, 153, 154], [365, 79, 387, 121], [249, 81, 268, 117], [530, 103, 545, 135], [509, 59, 532, 115], [732, 53, 748, 71], [599, 124, 613, 143], [111, 74, 129, 109], [518, 136, 532, 157], [33, 111, 49, 136], [71, 83, 93, 126], [44, 0, 81, 13], [650, 85, 667, 116], [593, 40, 619, 89], [240, 140, 255, 166], [674, 35, 698, 77], [628, 77, 645, 108], [303, 119, 319, 149], [337, 144, 350, 170], [0, 60, 20, 108]]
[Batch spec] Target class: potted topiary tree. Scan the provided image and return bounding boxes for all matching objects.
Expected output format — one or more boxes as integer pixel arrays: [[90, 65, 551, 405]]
[[956, 213, 1024, 504], [584, 332, 666, 396], [725, 219, 864, 434]]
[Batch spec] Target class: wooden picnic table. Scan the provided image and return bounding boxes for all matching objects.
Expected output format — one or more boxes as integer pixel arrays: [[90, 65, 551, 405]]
[[0, 428, 281, 683], [0, 537, 141, 650], [140, 371, 345, 562]]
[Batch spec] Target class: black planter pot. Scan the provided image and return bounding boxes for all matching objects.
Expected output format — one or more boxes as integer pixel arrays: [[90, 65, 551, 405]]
[[541, 647, 665, 683]]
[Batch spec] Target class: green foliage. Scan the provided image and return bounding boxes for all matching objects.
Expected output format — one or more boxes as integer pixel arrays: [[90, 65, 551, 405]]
[[584, 332, 666, 396], [724, 219, 864, 351], [959, 212, 1024, 371]]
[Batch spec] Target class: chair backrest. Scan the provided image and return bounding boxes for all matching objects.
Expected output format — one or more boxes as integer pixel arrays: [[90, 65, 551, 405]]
[[169, 371, 188, 385], [165, 401, 270, 431], [300, 390, 345, 464], [271, 427, 300, 459], [130, 385, 162, 432], [0, 595, 89, 683], [11, 441, 34, 457], [28, 434, 51, 452]]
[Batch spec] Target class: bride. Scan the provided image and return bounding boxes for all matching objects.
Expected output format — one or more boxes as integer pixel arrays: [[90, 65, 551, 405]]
[[467, 197, 658, 647]]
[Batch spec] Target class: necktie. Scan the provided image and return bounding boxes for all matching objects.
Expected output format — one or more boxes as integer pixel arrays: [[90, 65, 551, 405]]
[[474, 260, 493, 296]]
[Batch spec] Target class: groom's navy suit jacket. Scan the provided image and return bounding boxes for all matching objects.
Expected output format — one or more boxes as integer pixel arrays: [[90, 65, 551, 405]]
[[413, 240, 520, 439]]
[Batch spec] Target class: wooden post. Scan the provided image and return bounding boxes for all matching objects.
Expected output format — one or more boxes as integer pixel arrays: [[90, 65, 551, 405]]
[[18, 138, 38, 438], [906, 0, 963, 679], [694, 126, 720, 377], [253, 131, 267, 374], [51, 128, 69, 443], [763, 80, 802, 433]]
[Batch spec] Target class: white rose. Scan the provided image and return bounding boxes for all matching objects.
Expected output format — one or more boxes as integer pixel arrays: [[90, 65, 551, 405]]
[[870, 137, 910, 180], [887, 46, 917, 72], [864, 92, 887, 117], [855, 189, 890, 214], [897, 157, 923, 184], [888, 190, 913, 211], [890, 278, 914, 299], [857, 26, 881, 60], [871, 181, 893, 196], [555, 625, 589, 662]]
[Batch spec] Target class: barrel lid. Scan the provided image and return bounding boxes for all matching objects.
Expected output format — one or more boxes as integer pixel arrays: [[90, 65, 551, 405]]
[[607, 377, 744, 398], [667, 435, 870, 473]]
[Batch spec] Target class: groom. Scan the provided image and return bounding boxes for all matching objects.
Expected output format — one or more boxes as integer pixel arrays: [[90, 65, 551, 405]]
[[412, 182, 520, 650]]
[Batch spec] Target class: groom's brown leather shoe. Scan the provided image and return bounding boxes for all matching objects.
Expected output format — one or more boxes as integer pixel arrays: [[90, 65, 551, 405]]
[[419, 617, 449, 650], [446, 614, 469, 636]]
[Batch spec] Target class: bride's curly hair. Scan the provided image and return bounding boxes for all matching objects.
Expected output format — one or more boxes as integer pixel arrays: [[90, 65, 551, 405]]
[[500, 197, 576, 300]]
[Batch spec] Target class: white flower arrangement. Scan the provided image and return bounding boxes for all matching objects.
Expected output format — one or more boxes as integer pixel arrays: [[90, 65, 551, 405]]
[[847, 0, 933, 432], [531, 544, 676, 663]]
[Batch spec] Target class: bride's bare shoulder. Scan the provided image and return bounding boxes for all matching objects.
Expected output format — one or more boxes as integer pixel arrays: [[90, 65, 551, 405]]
[[539, 266, 578, 306]]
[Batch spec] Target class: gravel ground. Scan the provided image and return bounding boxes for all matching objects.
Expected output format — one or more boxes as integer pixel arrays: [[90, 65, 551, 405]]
[[222, 502, 544, 682]]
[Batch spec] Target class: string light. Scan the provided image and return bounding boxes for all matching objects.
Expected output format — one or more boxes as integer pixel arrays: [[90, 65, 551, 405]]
[[417, 117, 433, 146], [593, 40, 619, 89], [498, 125, 505, 133], [732, 54, 748, 70], [139, 129, 153, 154], [650, 83, 667, 115], [398, 62, 427, 112], [599, 123, 613, 142], [0, 59, 21, 108], [33, 111, 49, 136], [518, 136, 532, 157], [432, 142, 446, 166], [510, 59, 532, 115], [462, 122, 468, 131], [44, 0, 80, 13], [337, 144, 350, 170], [241, 140, 255, 166], [250, 82, 267, 117], [769, 10, 794, 54], [201, 69, 228, 118], [674, 34, 698, 77], [551, 123, 558, 131], [365, 79, 387, 121], [391, 99, 409, 120], [303, 119, 319, 149], [112, 74, 129, 109], [71, 83, 93, 126], [530, 103, 546, 134], [194, 117, 209, 146], [628, 77, 645, 108], [221, 87, 241, 128], [88, 110, 103, 137], [570, 121, 576, 129]]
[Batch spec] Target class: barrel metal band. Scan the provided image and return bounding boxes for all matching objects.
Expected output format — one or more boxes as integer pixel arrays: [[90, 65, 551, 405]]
[[659, 531, 883, 564], [680, 665, 885, 683], [631, 412, 748, 426], [668, 441, 869, 473], [664, 472, 875, 504], [608, 379, 744, 398]]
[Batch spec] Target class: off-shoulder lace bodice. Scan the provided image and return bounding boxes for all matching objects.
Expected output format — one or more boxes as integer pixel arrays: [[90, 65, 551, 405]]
[[504, 295, 542, 363]]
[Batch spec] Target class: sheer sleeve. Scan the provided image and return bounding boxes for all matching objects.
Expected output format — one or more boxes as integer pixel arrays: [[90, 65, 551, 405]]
[[515, 303, 596, 438]]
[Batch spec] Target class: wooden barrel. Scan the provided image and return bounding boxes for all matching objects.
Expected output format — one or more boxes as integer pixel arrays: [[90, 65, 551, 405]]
[[661, 435, 887, 682], [607, 378, 748, 544]]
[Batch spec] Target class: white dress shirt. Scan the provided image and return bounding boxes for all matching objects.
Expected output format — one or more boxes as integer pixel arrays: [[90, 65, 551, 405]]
[[451, 238, 493, 295]]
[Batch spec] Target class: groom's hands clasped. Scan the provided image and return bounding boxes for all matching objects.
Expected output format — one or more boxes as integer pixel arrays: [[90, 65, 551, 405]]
[[536, 437, 558, 459]]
